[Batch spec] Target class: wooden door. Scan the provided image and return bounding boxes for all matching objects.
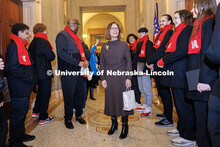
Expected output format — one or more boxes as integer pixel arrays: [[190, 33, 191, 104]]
[[0, 0, 23, 60], [185, 0, 194, 11]]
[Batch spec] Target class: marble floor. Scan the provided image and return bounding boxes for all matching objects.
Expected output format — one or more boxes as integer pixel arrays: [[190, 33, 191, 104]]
[[23, 87, 190, 147]]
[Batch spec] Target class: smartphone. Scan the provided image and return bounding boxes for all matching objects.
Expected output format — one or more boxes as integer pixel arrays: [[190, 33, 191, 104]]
[[97, 36, 101, 41]]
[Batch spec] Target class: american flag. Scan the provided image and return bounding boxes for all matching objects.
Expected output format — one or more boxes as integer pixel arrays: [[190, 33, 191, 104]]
[[153, 0, 159, 40]]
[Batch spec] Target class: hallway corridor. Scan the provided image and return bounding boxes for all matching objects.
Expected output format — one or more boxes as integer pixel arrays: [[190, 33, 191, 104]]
[[24, 87, 179, 147]]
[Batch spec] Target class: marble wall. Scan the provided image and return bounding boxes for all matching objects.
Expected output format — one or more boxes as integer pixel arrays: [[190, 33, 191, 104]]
[[23, 0, 65, 97]]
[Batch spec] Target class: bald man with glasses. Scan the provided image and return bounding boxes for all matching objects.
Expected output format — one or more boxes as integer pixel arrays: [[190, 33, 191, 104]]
[[56, 17, 88, 129]]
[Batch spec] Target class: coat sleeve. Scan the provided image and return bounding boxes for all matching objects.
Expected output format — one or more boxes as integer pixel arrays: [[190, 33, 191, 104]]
[[207, 5, 220, 64], [90, 45, 97, 54], [147, 30, 173, 64], [124, 42, 132, 80], [100, 45, 106, 81], [199, 18, 217, 86], [37, 40, 55, 61], [5, 43, 34, 83], [162, 27, 192, 65], [146, 41, 154, 61], [56, 34, 80, 66]]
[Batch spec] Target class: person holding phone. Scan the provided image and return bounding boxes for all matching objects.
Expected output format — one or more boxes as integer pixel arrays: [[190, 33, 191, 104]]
[[87, 38, 100, 101]]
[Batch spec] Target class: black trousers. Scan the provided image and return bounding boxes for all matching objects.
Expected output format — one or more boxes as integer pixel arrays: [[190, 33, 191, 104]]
[[132, 76, 141, 104], [171, 88, 196, 140], [61, 75, 84, 121], [160, 86, 173, 121], [194, 101, 211, 147], [33, 79, 52, 120], [9, 97, 29, 143], [155, 77, 173, 121], [0, 107, 8, 147], [208, 95, 220, 147]]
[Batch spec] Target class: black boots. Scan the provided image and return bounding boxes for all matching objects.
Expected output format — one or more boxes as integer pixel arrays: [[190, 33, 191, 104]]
[[119, 115, 128, 139], [108, 116, 118, 135], [108, 115, 129, 139]]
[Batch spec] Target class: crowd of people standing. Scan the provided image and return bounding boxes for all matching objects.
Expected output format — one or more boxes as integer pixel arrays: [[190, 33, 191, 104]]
[[0, 0, 220, 147], [124, 0, 220, 146]]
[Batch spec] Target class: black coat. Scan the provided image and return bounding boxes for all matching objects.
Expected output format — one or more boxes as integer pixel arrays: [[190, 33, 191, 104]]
[[207, 4, 220, 98], [133, 39, 153, 71], [147, 29, 173, 65], [29, 38, 55, 80], [160, 25, 192, 89], [5, 41, 36, 98], [187, 18, 218, 101]]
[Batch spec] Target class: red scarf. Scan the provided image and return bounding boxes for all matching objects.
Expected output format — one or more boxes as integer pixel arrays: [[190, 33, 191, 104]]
[[188, 15, 214, 54], [34, 32, 53, 49], [64, 26, 86, 61], [165, 23, 187, 53], [10, 34, 31, 65], [128, 40, 138, 53], [153, 24, 173, 49], [139, 35, 149, 57]]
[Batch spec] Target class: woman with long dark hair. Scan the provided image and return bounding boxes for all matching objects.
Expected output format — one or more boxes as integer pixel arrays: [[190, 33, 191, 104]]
[[187, 0, 217, 146], [157, 10, 196, 146]]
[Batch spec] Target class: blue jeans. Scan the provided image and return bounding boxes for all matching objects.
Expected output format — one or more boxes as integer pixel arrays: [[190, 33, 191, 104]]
[[9, 97, 30, 143]]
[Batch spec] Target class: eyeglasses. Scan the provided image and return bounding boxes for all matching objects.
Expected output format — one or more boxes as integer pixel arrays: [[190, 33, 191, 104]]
[[110, 27, 119, 30], [69, 23, 80, 26]]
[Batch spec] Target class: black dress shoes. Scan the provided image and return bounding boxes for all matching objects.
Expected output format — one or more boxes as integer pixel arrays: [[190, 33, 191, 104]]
[[76, 117, 86, 125], [90, 97, 96, 100], [23, 134, 35, 142], [156, 113, 165, 119], [9, 142, 29, 147], [65, 121, 74, 129]]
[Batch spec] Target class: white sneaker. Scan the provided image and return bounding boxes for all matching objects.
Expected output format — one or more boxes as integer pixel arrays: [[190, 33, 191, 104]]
[[172, 137, 196, 146], [168, 129, 180, 136], [136, 102, 141, 108], [140, 107, 153, 117], [135, 104, 147, 112]]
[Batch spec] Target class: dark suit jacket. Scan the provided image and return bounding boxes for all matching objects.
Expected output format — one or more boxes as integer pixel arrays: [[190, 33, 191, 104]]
[[160, 25, 192, 89], [29, 38, 55, 80], [187, 18, 218, 101], [207, 3, 220, 98]]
